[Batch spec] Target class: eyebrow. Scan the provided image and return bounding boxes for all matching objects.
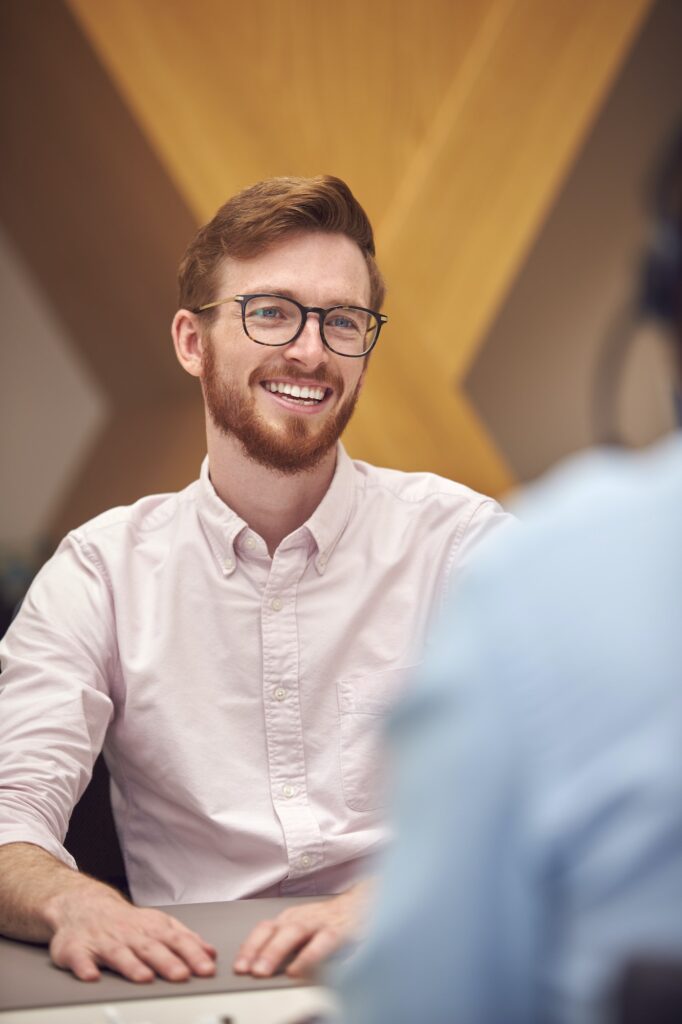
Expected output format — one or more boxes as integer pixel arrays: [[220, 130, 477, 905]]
[[245, 288, 369, 308]]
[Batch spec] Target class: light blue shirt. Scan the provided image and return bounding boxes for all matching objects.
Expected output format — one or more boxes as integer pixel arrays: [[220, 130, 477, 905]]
[[336, 435, 682, 1024]]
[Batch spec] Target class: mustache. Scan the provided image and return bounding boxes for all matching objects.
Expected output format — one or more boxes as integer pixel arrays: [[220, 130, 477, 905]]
[[249, 361, 343, 391]]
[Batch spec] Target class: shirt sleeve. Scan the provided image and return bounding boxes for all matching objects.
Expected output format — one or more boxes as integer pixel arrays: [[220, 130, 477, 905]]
[[440, 497, 516, 606], [332, 571, 539, 1024], [0, 534, 117, 866]]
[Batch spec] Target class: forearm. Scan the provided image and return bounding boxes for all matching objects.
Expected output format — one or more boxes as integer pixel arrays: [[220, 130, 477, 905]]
[[0, 841, 124, 943]]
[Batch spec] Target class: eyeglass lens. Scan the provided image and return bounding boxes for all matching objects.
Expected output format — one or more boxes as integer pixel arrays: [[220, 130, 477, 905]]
[[243, 296, 378, 355]]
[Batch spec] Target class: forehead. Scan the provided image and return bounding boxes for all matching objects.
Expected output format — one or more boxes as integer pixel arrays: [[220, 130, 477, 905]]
[[217, 231, 371, 306]]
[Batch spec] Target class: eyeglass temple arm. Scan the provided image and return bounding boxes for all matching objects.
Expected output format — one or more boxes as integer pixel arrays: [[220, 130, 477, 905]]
[[195, 295, 243, 313]]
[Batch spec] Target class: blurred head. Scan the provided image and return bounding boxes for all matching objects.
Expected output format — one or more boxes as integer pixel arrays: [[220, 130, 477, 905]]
[[596, 129, 682, 442], [642, 127, 682, 371], [178, 175, 385, 319]]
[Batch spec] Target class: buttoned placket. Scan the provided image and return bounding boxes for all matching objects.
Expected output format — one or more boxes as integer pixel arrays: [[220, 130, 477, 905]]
[[260, 536, 325, 893]]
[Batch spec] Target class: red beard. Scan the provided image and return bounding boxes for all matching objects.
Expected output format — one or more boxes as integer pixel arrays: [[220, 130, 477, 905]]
[[201, 339, 362, 474]]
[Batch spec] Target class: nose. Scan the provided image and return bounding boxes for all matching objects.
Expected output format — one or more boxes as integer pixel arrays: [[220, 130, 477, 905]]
[[283, 312, 329, 370]]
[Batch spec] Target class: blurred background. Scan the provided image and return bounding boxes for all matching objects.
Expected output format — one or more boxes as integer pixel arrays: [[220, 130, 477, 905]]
[[1, 0, 681, 628]]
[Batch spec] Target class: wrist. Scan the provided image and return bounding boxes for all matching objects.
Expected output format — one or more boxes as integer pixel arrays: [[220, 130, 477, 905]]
[[42, 874, 125, 934]]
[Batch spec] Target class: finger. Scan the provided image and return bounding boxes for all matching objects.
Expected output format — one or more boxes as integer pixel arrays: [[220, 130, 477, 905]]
[[50, 942, 101, 982], [129, 936, 199, 982], [165, 930, 217, 976], [92, 942, 156, 983], [233, 919, 276, 972], [286, 927, 343, 979], [250, 922, 312, 977], [141, 913, 217, 975], [174, 923, 217, 959]]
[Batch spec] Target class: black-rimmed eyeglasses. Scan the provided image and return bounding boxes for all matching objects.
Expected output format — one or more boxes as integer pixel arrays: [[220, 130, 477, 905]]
[[193, 293, 387, 358]]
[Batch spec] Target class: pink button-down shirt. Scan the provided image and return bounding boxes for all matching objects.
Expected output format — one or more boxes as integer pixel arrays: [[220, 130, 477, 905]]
[[0, 446, 508, 906]]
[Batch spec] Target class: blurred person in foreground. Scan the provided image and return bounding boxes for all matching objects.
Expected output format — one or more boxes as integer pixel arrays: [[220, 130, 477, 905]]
[[0, 176, 509, 984], [335, 135, 682, 1024]]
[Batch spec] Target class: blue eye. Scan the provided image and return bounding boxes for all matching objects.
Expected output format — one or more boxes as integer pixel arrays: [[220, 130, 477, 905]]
[[245, 296, 299, 324], [328, 314, 359, 332], [252, 305, 283, 319]]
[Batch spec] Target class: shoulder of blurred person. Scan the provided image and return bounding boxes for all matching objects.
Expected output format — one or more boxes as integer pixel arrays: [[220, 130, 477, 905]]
[[441, 429, 682, 655], [335, 431, 682, 1024]]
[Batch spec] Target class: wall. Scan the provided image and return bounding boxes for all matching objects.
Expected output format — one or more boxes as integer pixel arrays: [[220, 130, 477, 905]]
[[466, 0, 682, 482], [0, 0, 666, 572]]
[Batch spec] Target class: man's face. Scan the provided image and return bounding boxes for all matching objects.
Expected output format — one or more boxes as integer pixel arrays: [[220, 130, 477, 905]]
[[200, 231, 371, 474]]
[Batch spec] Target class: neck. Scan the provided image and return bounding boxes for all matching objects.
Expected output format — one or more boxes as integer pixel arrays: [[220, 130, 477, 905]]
[[206, 425, 337, 556]]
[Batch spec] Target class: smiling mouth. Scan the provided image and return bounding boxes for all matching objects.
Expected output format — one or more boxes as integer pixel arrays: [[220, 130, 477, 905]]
[[261, 381, 331, 406]]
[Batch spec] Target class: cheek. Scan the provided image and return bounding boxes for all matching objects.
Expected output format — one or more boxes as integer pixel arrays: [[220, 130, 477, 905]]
[[218, 346, 250, 382], [348, 365, 366, 395]]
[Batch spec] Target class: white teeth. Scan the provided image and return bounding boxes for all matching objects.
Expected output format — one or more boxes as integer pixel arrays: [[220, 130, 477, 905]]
[[264, 382, 326, 402]]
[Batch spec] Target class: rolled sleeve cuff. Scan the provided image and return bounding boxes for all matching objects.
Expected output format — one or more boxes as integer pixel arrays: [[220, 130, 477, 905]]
[[0, 827, 78, 870]]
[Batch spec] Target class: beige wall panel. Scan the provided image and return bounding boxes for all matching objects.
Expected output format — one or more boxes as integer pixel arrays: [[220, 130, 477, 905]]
[[66, 0, 650, 497], [0, 227, 107, 549], [1, 0, 214, 547], [0, 0, 198, 407], [48, 396, 206, 544]]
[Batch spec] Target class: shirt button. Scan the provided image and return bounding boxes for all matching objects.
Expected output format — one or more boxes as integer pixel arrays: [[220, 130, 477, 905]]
[[245, 536, 256, 550], [223, 558, 234, 572], [318, 553, 327, 567], [301, 854, 311, 868], [271, 597, 283, 611], [274, 687, 287, 701], [282, 784, 296, 799]]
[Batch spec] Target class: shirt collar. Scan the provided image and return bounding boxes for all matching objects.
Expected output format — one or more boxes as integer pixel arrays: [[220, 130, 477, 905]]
[[196, 457, 247, 577], [194, 444, 357, 576], [304, 443, 357, 574]]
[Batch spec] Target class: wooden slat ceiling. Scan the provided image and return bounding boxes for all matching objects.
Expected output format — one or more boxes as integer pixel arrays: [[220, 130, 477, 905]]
[[3, 0, 652, 538]]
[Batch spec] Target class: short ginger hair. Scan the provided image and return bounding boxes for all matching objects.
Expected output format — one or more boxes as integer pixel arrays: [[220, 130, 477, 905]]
[[178, 175, 385, 315]]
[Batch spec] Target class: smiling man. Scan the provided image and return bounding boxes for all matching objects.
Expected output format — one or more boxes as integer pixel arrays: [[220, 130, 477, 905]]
[[0, 176, 508, 984], [193, 237, 372, 478]]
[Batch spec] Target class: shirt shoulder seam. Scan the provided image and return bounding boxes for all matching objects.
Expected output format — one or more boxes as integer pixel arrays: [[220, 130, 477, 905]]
[[360, 474, 488, 508], [439, 498, 495, 608]]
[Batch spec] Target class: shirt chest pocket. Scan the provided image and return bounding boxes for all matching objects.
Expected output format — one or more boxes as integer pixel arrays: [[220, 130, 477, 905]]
[[336, 664, 417, 813]]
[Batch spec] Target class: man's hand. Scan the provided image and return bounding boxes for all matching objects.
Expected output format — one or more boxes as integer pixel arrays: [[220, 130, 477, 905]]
[[233, 880, 371, 979], [0, 843, 217, 985], [45, 887, 217, 983]]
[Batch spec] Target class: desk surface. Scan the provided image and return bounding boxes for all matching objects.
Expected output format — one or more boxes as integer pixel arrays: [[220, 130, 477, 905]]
[[0, 898, 324, 1013]]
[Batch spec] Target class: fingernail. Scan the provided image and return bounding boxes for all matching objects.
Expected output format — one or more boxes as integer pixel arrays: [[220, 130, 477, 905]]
[[233, 958, 248, 972], [197, 959, 215, 974], [253, 958, 271, 975]]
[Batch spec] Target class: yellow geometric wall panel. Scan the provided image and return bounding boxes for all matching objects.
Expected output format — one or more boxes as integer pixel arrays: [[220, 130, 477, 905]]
[[3, 0, 653, 542], [66, 0, 654, 493]]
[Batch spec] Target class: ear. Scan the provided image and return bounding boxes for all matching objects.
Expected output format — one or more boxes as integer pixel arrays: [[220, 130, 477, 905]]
[[172, 309, 205, 378]]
